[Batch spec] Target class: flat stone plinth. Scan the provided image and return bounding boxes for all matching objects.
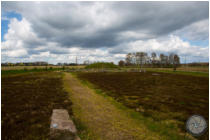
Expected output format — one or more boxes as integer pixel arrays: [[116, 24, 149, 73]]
[[50, 109, 79, 140]]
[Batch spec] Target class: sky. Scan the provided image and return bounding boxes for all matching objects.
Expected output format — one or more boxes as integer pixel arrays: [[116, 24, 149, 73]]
[[1, 1, 209, 64]]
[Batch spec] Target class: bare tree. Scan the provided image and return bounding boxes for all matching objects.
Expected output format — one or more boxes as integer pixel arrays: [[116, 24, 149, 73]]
[[132, 53, 136, 65], [169, 53, 180, 71], [159, 53, 165, 66], [164, 55, 169, 66], [173, 54, 180, 71], [124, 52, 180, 69], [169, 53, 175, 64], [135, 52, 147, 71], [151, 52, 157, 66], [125, 53, 133, 66]]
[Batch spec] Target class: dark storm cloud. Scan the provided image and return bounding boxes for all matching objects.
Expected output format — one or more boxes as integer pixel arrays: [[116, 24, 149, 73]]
[[55, 31, 119, 48], [24, 39, 46, 48], [109, 2, 208, 35]]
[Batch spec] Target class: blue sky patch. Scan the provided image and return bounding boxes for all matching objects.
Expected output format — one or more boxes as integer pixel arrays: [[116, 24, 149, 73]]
[[1, 11, 22, 41], [182, 38, 209, 47], [189, 40, 209, 47]]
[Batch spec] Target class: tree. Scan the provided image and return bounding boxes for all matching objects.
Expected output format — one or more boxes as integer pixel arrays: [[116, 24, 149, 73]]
[[135, 52, 147, 70], [159, 54, 165, 64], [165, 55, 169, 66], [169, 53, 180, 71], [151, 52, 157, 66], [169, 53, 175, 64], [118, 60, 125, 67], [124, 51, 180, 69], [159, 53, 169, 66], [125, 53, 133, 66], [173, 54, 180, 71]]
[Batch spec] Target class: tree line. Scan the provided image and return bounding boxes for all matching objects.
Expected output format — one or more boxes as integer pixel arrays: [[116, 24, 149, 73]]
[[119, 52, 180, 70]]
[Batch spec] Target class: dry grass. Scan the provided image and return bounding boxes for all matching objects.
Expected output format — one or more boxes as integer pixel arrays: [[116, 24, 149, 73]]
[[145, 66, 209, 73]]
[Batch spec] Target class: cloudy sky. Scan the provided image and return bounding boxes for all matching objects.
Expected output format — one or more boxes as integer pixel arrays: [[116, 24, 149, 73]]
[[1, 1, 209, 64]]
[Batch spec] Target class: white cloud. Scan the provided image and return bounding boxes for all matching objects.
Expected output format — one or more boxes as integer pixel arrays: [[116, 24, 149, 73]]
[[1, 17, 209, 64], [2, 18, 31, 58], [174, 19, 209, 41], [7, 49, 28, 57], [2, 2, 208, 47], [1, 2, 209, 64], [109, 35, 209, 62], [4, 18, 41, 44]]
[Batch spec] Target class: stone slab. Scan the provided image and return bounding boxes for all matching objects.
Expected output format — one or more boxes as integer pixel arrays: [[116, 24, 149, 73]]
[[50, 109, 79, 140]]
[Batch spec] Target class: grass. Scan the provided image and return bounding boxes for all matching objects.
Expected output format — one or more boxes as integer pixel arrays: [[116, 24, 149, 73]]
[[63, 73, 99, 140], [72, 72, 194, 140], [71, 109, 99, 140], [123, 66, 209, 73], [176, 66, 209, 72], [2, 72, 73, 140], [1, 67, 64, 76], [145, 68, 209, 77], [118, 66, 209, 77]]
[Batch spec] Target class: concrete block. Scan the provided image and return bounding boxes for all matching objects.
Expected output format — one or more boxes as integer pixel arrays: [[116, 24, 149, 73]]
[[50, 109, 79, 140]]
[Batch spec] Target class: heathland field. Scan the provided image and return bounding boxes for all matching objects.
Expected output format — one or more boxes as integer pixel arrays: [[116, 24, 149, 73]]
[[2, 72, 72, 139], [77, 71, 209, 139], [1, 68, 209, 140]]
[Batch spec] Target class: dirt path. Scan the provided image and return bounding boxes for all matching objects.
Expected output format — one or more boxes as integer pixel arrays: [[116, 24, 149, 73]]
[[63, 72, 164, 140]]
